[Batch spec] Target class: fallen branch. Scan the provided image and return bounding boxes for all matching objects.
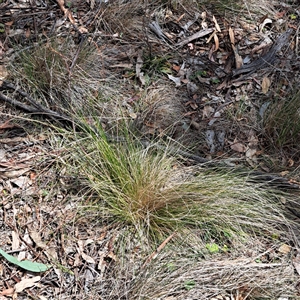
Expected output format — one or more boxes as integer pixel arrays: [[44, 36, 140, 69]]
[[0, 81, 73, 124], [232, 28, 293, 77]]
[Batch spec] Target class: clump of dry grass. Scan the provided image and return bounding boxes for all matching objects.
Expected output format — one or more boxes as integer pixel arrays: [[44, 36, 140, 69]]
[[263, 88, 300, 154], [9, 37, 103, 115], [68, 116, 294, 247], [134, 86, 187, 137], [85, 228, 297, 299]]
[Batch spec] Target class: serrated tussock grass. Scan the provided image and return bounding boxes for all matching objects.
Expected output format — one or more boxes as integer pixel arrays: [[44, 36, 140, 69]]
[[70, 119, 291, 244]]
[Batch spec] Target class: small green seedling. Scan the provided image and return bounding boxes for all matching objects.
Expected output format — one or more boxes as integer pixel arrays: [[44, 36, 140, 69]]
[[184, 280, 196, 290], [206, 243, 220, 254]]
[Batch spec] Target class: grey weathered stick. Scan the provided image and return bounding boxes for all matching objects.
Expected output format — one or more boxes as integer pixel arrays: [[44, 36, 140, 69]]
[[149, 21, 171, 43], [175, 28, 214, 48]]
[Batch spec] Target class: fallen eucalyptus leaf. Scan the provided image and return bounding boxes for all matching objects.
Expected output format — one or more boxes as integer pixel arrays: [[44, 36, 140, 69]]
[[15, 276, 41, 293], [0, 248, 50, 272]]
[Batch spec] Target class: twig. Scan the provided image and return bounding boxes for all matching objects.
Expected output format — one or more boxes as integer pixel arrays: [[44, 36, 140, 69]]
[[141, 232, 176, 269], [0, 92, 40, 114], [149, 21, 172, 44], [175, 28, 214, 48], [0, 81, 73, 123]]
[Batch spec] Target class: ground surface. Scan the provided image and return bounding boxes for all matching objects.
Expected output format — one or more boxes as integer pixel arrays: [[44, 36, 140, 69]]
[[1, 0, 300, 299]]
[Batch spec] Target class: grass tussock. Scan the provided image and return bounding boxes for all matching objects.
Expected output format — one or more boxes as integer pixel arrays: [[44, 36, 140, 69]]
[[135, 86, 186, 137], [70, 119, 292, 245], [9, 38, 101, 114], [264, 88, 300, 152]]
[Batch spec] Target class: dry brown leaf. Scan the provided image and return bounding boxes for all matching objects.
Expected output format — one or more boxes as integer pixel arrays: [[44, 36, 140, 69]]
[[136, 50, 145, 85], [10, 176, 32, 189], [0, 65, 8, 86], [288, 159, 294, 167], [0, 120, 21, 130], [259, 18, 272, 32], [25, 28, 31, 38], [56, 0, 76, 25], [172, 64, 181, 72], [261, 76, 271, 94], [233, 48, 243, 69], [278, 244, 291, 254], [29, 231, 47, 249], [212, 15, 221, 32], [229, 28, 243, 69], [2, 168, 30, 179], [293, 252, 300, 275], [187, 101, 198, 110], [275, 11, 286, 19], [229, 27, 235, 45], [202, 105, 214, 119], [81, 252, 96, 264], [56, 0, 67, 14], [5, 21, 13, 27], [15, 276, 41, 293], [78, 26, 88, 34], [190, 120, 200, 130], [246, 132, 258, 159], [176, 13, 185, 23], [213, 33, 219, 52], [181, 78, 189, 84], [230, 139, 246, 153], [12, 231, 20, 250], [29, 171, 36, 181], [0, 288, 14, 296], [206, 30, 216, 44], [167, 74, 181, 87]]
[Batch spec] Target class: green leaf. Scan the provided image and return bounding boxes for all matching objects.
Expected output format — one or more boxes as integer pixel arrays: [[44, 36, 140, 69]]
[[211, 78, 220, 84], [166, 262, 176, 271], [222, 244, 229, 252], [206, 243, 219, 254], [0, 248, 50, 272]]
